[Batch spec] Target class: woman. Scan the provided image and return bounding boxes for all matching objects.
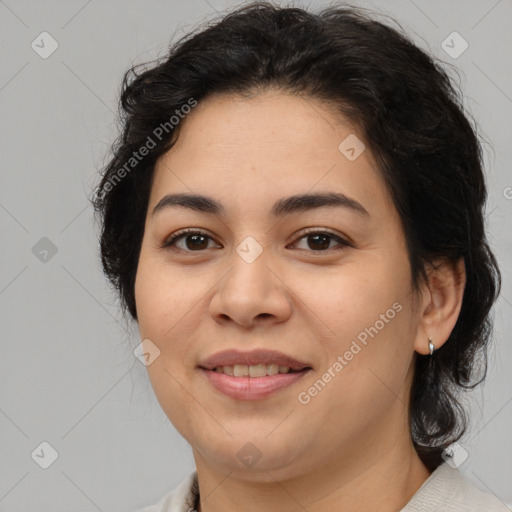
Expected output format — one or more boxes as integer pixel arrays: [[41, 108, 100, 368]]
[[91, 2, 508, 511]]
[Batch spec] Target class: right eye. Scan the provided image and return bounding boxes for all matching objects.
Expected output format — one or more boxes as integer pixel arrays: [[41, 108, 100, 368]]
[[162, 229, 221, 252]]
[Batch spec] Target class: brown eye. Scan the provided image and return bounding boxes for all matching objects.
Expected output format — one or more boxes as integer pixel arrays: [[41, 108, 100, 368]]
[[305, 233, 331, 250], [163, 230, 219, 251], [163, 228, 350, 253], [290, 230, 350, 252], [182, 233, 210, 250]]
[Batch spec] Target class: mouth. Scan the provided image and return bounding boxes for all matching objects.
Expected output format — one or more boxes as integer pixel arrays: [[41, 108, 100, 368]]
[[205, 363, 310, 377], [200, 368, 312, 400], [198, 349, 313, 400], [199, 348, 312, 372]]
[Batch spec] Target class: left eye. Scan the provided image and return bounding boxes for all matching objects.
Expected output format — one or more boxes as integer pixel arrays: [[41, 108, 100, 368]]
[[290, 231, 349, 251], [163, 229, 349, 252]]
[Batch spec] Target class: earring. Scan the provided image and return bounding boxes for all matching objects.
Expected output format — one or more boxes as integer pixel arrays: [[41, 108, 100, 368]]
[[428, 337, 436, 356]]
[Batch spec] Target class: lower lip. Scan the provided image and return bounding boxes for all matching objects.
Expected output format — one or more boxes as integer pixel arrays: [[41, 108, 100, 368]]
[[200, 368, 311, 400]]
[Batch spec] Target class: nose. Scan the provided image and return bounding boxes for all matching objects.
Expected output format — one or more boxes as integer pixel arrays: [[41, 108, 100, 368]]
[[208, 243, 293, 329]]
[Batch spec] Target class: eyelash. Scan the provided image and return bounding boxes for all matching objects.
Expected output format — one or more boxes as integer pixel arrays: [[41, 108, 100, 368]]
[[162, 227, 351, 253]]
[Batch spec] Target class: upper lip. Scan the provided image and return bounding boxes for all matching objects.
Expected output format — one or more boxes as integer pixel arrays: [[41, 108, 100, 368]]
[[199, 349, 312, 371]]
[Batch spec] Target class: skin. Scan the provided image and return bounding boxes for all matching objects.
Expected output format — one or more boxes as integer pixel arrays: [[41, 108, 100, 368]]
[[134, 90, 466, 512]]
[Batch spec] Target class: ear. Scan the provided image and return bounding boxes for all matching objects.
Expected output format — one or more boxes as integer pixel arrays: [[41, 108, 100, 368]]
[[413, 257, 466, 355]]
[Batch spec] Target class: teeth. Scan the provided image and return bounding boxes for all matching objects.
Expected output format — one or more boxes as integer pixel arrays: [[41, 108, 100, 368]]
[[249, 364, 266, 377], [267, 364, 279, 375], [213, 364, 296, 376], [233, 364, 249, 377]]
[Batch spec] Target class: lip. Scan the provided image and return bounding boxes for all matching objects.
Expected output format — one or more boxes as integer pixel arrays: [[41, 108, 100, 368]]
[[199, 349, 312, 372], [200, 367, 312, 400]]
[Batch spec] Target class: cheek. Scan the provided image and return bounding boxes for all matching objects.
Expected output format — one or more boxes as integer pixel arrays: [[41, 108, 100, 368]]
[[298, 256, 414, 393], [134, 259, 204, 438], [296, 301, 414, 443], [135, 255, 206, 342], [295, 255, 408, 334]]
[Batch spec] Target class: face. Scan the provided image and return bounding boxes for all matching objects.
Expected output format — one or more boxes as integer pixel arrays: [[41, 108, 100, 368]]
[[134, 91, 424, 481]]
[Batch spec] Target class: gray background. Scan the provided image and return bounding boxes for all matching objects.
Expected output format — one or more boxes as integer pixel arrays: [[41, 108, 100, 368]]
[[1, 0, 511, 510]]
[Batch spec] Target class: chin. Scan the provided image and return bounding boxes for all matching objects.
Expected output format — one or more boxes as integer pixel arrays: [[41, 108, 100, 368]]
[[193, 433, 313, 480]]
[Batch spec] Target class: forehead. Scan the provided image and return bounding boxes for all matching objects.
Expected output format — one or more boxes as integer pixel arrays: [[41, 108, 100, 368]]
[[163, 91, 360, 159], [149, 91, 392, 219]]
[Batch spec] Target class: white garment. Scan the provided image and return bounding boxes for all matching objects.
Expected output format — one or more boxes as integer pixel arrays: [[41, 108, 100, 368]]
[[137, 462, 510, 512]]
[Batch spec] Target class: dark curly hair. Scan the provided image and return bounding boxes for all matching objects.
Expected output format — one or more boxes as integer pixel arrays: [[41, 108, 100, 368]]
[[90, 1, 501, 472]]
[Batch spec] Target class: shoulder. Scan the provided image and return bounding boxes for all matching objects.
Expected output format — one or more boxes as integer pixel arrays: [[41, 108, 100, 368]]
[[401, 462, 510, 512], [136, 470, 199, 512]]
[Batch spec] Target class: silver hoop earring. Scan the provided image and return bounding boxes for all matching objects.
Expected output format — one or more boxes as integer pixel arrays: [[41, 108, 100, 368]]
[[428, 337, 436, 356]]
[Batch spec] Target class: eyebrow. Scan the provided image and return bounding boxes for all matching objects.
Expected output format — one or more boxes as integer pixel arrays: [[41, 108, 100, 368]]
[[152, 191, 370, 218]]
